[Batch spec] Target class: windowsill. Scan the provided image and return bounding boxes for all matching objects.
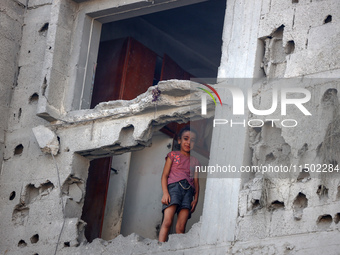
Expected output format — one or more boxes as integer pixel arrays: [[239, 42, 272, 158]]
[[49, 80, 214, 126]]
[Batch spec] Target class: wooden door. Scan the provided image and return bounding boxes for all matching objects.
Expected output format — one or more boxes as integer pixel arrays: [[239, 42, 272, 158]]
[[90, 38, 129, 108], [91, 37, 157, 107], [118, 37, 157, 100], [81, 157, 112, 242], [160, 54, 192, 81]]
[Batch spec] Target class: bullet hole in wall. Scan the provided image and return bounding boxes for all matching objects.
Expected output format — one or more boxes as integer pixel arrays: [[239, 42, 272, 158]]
[[265, 152, 276, 162], [298, 143, 308, 158], [41, 181, 55, 192], [29, 93, 39, 103], [18, 240, 27, 247], [30, 234, 39, 244], [9, 191, 16, 200], [292, 0, 298, 3], [324, 15, 332, 24], [272, 24, 284, 39], [293, 192, 308, 220], [297, 168, 310, 182], [18, 108, 22, 119], [253, 126, 262, 133], [252, 199, 261, 210], [14, 144, 24, 155], [40, 23, 49, 32], [334, 213, 340, 224], [269, 200, 285, 210], [322, 88, 337, 103], [39, 22, 49, 36], [25, 181, 54, 204], [293, 193, 308, 208], [317, 214, 332, 229], [316, 185, 328, 200], [285, 40, 295, 54], [64, 242, 70, 247]]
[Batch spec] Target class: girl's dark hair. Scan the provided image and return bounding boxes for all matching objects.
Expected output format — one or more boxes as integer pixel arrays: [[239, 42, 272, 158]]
[[178, 125, 198, 138]]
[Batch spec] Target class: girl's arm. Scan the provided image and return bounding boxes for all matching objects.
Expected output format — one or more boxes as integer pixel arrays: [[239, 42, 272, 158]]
[[191, 169, 199, 213], [161, 157, 172, 205]]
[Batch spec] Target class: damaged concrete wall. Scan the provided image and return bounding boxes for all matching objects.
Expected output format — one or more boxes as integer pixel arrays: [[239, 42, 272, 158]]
[[0, 0, 24, 176], [1, 0, 340, 254], [2, 0, 216, 254], [258, 0, 340, 78], [1, 76, 212, 254], [234, 0, 340, 253], [0, 1, 66, 254]]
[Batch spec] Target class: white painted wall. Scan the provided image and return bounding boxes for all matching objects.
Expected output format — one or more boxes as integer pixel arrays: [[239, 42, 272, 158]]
[[115, 132, 209, 239], [120, 132, 173, 239], [102, 153, 132, 240]]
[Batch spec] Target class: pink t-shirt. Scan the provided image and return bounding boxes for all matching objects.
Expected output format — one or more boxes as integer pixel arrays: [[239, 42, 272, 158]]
[[166, 151, 200, 189]]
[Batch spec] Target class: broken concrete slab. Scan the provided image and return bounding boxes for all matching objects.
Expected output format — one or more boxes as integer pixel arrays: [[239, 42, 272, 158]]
[[32, 125, 59, 155]]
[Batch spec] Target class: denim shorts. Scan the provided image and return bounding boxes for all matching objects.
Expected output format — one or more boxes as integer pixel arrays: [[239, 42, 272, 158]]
[[162, 179, 194, 218]]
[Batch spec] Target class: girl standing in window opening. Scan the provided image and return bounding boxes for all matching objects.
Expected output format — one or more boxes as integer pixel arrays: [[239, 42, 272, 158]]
[[158, 126, 200, 242]]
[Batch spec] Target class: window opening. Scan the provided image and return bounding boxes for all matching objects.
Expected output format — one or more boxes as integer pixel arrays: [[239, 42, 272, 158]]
[[80, 0, 225, 242], [88, 0, 226, 109]]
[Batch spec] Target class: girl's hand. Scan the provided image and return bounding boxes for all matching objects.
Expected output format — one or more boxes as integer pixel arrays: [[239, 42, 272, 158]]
[[161, 193, 171, 205], [191, 199, 198, 213]]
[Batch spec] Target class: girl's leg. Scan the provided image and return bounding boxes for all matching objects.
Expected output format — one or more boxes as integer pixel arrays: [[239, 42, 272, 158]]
[[159, 205, 177, 242], [175, 208, 190, 234]]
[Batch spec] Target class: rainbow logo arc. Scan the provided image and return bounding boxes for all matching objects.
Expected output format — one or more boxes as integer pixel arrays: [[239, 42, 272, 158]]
[[198, 84, 223, 106], [198, 83, 222, 115]]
